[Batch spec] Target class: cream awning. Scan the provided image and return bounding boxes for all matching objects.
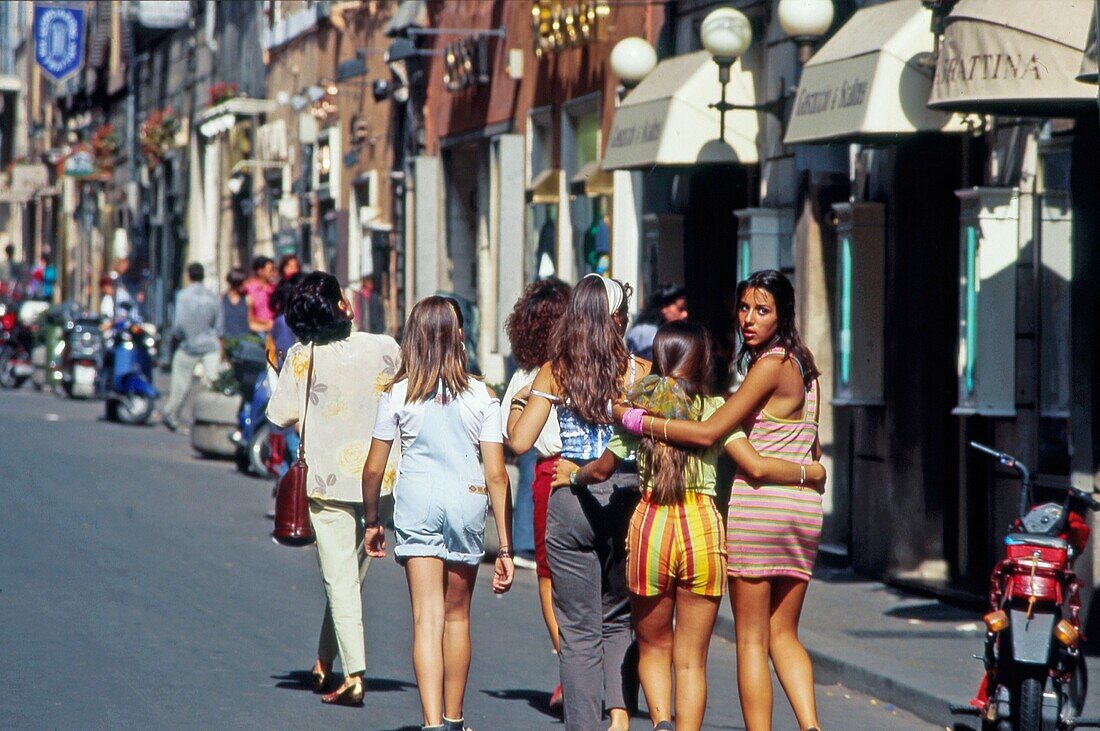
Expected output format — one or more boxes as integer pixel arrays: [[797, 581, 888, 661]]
[[1078, 10, 1097, 84], [602, 50, 759, 171], [929, 0, 1096, 112], [784, 1, 964, 145]]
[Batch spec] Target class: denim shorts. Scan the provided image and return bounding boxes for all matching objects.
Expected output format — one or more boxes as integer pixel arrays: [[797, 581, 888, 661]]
[[393, 473, 490, 565]]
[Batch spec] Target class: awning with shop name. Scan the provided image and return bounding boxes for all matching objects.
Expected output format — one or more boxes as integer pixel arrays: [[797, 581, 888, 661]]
[[784, 0, 964, 145], [602, 50, 759, 171], [928, 0, 1096, 113]]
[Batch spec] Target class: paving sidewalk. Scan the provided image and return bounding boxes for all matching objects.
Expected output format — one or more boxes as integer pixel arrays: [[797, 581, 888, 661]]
[[711, 566, 1100, 728]]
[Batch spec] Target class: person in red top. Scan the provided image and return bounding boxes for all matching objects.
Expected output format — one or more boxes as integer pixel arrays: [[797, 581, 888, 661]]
[[245, 256, 276, 332]]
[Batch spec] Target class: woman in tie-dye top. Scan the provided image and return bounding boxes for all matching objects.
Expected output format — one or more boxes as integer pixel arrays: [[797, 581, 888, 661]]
[[618, 270, 825, 731]]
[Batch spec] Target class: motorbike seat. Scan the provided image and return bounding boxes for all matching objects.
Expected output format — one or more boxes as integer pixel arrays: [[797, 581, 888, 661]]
[[1005, 533, 1068, 550]]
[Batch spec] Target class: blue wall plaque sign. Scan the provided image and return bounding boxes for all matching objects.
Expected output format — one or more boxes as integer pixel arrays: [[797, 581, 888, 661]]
[[34, 5, 86, 84]]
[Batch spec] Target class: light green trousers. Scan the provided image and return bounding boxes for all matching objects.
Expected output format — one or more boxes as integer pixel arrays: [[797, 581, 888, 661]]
[[309, 499, 371, 675]]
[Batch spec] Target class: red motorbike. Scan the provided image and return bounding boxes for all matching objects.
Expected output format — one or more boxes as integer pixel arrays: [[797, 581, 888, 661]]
[[953, 442, 1100, 731]]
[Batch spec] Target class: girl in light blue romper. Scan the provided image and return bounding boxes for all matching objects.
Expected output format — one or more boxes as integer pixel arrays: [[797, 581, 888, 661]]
[[361, 296, 514, 731]]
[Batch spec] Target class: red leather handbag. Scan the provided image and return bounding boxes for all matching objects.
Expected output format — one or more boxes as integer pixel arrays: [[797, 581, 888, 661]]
[[273, 345, 315, 547]]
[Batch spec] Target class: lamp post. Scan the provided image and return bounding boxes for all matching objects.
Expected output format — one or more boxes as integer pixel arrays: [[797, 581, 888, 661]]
[[609, 37, 657, 93], [777, 0, 835, 65], [699, 3, 833, 137]]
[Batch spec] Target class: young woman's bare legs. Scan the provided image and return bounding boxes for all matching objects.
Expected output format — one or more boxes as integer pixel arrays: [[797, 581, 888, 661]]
[[538, 576, 561, 653], [443, 562, 479, 721], [769, 578, 819, 730], [406, 557, 446, 725], [672, 587, 721, 731], [406, 557, 479, 727], [632, 587, 720, 731], [632, 593, 675, 726], [731, 576, 819, 731], [731, 577, 775, 731]]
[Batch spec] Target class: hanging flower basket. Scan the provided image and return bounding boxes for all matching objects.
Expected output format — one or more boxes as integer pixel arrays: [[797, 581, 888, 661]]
[[91, 123, 120, 171], [139, 108, 179, 169], [208, 81, 240, 107]]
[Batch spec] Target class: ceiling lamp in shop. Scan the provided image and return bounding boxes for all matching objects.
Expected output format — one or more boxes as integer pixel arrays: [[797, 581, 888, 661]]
[[532, 1, 610, 58]]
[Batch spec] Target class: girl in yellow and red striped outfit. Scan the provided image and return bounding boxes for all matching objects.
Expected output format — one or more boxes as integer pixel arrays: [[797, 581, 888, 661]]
[[553, 321, 824, 731]]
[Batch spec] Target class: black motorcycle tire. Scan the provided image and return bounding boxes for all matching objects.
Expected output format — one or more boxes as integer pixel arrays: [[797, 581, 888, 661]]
[[1015, 676, 1044, 731]]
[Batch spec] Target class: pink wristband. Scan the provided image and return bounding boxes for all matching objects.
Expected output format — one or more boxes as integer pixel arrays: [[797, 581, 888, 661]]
[[621, 408, 647, 436]]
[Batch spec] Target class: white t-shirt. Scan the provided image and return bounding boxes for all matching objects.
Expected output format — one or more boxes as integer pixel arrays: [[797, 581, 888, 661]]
[[501, 367, 561, 458], [373, 378, 503, 454]]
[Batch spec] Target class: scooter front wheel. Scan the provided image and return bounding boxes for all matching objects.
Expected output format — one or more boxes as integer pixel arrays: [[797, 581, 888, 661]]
[[1015, 675, 1044, 731], [116, 394, 155, 425]]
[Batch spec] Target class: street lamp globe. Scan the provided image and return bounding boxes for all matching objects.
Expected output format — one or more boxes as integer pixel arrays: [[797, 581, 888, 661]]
[[610, 37, 657, 88], [700, 7, 753, 64], [777, 0, 834, 42]]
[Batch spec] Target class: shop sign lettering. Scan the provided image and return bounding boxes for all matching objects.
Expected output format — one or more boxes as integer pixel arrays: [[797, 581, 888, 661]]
[[935, 52, 1045, 85], [608, 120, 662, 148], [793, 77, 868, 117]]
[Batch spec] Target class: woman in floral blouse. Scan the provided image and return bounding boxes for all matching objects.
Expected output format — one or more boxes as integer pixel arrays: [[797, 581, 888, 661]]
[[267, 271, 400, 706]]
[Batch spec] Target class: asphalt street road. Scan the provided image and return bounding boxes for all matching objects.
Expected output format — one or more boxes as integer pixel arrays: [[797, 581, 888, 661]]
[[0, 387, 937, 730]]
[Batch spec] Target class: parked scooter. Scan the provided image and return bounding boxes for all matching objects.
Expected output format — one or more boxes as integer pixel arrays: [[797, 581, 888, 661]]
[[227, 337, 272, 476], [102, 308, 159, 424], [59, 316, 106, 399], [0, 299, 48, 389], [952, 442, 1100, 731]]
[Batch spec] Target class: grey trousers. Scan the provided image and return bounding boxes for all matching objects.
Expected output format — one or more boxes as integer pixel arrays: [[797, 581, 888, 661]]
[[162, 348, 222, 421], [546, 471, 639, 731]]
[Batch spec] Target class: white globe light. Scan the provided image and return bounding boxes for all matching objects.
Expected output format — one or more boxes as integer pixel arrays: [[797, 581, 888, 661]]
[[610, 37, 657, 86], [777, 0, 834, 41], [700, 7, 753, 61]]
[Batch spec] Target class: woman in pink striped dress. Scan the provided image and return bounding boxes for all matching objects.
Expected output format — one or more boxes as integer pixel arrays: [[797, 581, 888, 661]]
[[617, 270, 823, 731]]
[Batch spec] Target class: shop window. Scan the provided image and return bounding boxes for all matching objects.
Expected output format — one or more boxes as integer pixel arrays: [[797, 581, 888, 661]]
[[1037, 143, 1072, 475], [830, 203, 884, 406], [953, 187, 1018, 417], [525, 110, 557, 281], [562, 96, 602, 280]]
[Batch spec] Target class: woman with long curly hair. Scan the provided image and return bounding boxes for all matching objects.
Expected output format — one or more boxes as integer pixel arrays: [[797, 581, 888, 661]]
[[501, 277, 571, 708], [619, 270, 825, 731], [508, 273, 650, 731]]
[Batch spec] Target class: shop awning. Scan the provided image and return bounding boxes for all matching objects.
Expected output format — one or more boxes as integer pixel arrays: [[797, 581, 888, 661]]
[[602, 50, 759, 171], [526, 169, 561, 204], [784, 0, 964, 145], [928, 0, 1096, 113], [1078, 10, 1097, 84]]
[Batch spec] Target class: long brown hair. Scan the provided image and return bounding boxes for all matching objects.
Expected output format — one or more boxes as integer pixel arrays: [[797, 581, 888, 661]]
[[735, 270, 820, 388], [550, 274, 632, 424], [638, 322, 712, 505], [393, 296, 470, 402]]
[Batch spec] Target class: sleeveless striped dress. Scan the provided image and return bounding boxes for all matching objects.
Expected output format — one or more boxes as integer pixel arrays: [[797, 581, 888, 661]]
[[727, 349, 823, 582]]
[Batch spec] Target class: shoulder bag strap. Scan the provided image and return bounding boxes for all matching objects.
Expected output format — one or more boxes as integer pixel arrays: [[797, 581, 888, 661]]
[[298, 344, 315, 462]]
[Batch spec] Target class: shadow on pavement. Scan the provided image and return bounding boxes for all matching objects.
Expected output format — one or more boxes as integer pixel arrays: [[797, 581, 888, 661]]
[[272, 671, 415, 693], [481, 688, 561, 719]]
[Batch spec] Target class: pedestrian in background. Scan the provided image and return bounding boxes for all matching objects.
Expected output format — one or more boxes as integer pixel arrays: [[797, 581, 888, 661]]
[[585, 321, 825, 731], [628, 270, 824, 731], [246, 256, 276, 333], [161, 263, 223, 432], [362, 296, 514, 731], [266, 271, 401, 707], [220, 268, 256, 339], [277, 253, 301, 282], [508, 273, 649, 731], [501, 277, 571, 710], [625, 283, 689, 361]]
